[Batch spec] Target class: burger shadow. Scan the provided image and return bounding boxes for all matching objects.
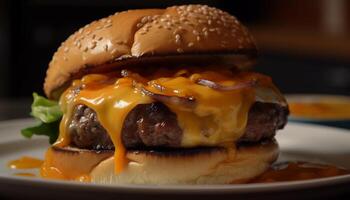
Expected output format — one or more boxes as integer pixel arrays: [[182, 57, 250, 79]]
[[278, 150, 350, 169]]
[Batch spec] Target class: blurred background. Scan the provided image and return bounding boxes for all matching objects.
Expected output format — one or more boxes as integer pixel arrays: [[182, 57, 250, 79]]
[[0, 0, 350, 120]]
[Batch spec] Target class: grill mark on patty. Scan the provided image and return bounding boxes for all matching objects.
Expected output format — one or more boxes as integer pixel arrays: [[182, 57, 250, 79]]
[[67, 102, 288, 150]]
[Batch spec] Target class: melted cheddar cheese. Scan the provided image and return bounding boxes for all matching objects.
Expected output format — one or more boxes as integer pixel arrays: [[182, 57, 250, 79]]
[[41, 69, 279, 180]]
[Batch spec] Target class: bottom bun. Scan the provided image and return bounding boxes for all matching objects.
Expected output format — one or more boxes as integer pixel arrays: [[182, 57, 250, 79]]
[[91, 140, 278, 184]]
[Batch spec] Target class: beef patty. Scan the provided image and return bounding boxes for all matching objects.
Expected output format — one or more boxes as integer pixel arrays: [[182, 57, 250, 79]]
[[68, 102, 288, 150]]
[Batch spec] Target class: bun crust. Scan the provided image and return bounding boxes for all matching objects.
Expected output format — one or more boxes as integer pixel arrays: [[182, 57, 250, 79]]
[[49, 140, 278, 184], [44, 5, 257, 98]]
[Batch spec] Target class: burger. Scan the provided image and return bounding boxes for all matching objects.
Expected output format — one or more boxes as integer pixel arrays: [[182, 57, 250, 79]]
[[22, 5, 288, 184]]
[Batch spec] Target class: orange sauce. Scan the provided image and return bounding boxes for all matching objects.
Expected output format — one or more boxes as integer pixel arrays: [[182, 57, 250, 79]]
[[289, 101, 350, 119], [7, 156, 43, 169], [250, 162, 350, 183], [8, 155, 349, 183], [40, 148, 92, 182], [14, 173, 36, 177]]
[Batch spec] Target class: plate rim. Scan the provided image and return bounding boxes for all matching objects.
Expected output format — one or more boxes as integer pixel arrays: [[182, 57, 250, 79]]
[[0, 173, 350, 194], [0, 118, 350, 193]]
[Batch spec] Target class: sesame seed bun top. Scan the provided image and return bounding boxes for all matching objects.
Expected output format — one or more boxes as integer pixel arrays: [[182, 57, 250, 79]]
[[44, 5, 257, 99]]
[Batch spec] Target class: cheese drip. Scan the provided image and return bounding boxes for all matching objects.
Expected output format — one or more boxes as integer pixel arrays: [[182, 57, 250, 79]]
[[43, 69, 273, 179], [147, 75, 255, 147], [56, 75, 153, 173]]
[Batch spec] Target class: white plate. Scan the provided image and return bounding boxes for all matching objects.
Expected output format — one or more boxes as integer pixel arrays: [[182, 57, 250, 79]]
[[0, 119, 349, 200]]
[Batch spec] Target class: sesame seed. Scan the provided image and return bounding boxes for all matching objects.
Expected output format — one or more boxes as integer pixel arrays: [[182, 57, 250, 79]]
[[141, 17, 148, 23], [175, 34, 181, 44], [136, 23, 143, 28], [177, 48, 184, 53], [188, 42, 194, 47], [92, 34, 96, 39], [221, 16, 226, 22], [196, 36, 201, 41], [193, 30, 199, 35], [90, 41, 97, 49], [64, 47, 69, 52], [104, 24, 112, 28], [83, 47, 88, 52], [111, 49, 117, 54], [104, 45, 108, 52], [98, 36, 103, 41]]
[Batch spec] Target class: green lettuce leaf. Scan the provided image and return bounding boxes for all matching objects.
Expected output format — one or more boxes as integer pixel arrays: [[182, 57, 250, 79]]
[[21, 93, 63, 144], [31, 93, 62, 123], [21, 121, 60, 144]]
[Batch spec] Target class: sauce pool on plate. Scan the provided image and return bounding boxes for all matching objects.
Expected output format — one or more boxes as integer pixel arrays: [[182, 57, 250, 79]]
[[7, 157, 349, 183], [13, 173, 36, 177], [7, 156, 43, 170]]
